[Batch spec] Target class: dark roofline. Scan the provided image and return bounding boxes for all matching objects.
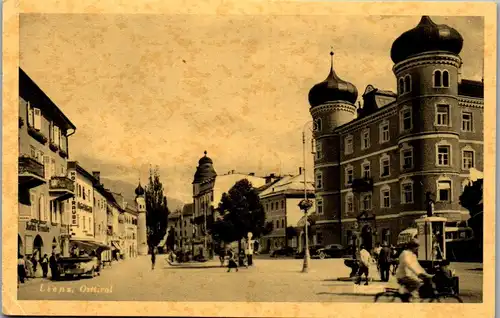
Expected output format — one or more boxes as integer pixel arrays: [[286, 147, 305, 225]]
[[19, 68, 76, 131]]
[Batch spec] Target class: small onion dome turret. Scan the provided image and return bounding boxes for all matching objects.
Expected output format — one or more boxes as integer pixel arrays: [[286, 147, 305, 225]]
[[193, 151, 217, 184], [135, 182, 145, 196], [308, 51, 358, 107], [391, 16, 463, 64]]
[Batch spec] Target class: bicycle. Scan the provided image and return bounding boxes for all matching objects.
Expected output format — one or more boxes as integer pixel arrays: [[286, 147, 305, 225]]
[[374, 276, 463, 303]]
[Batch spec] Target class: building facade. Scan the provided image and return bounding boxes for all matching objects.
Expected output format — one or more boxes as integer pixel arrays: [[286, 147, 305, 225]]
[[124, 205, 138, 258], [309, 16, 483, 249], [259, 170, 316, 252], [18, 68, 76, 259], [191, 151, 267, 255], [67, 162, 96, 244]]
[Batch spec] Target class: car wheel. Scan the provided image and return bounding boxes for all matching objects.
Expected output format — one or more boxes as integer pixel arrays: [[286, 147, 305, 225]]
[[319, 252, 326, 260]]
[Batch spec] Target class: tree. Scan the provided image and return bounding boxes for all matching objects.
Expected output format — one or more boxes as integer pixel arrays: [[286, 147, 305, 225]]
[[459, 178, 483, 260], [145, 166, 170, 250], [208, 179, 266, 252]]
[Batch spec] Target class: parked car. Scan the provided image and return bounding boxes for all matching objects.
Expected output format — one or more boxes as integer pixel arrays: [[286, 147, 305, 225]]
[[316, 244, 345, 259], [294, 245, 325, 259], [270, 246, 296, 258]]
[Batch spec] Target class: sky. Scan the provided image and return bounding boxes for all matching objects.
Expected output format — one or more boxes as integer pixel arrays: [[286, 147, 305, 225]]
[[19, 14, 484, 203]]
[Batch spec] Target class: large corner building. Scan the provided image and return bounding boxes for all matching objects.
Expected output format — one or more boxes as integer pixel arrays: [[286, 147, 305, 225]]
[[309, 16, 483, 249]]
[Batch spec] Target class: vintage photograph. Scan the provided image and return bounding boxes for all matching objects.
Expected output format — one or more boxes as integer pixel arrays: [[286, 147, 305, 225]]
[[15, 11, 486, 306]]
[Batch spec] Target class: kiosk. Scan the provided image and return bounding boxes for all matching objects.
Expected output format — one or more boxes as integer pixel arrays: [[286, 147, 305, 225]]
[[415, 216, 447, 269]]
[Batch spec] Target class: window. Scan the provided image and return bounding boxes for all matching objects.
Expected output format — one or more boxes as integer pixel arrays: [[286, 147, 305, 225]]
[[345, 193, 353, 215], [434, 70, 450, 88], [462, 112, 473, 131], [380, 155, 390, 177], [276, 220, 279, 229], [281, 219, 285, 228], [401, 145, 413, 170], [281, 200, 284, 209], [361, 193, 372, 211], [50, 158, 56, 179], [462, 150, 474, 170], [39, 195, 46, 221], [437, 145, 451, 166], [314, 118, 322, 132], [315, 172, 323, 189], [30, 146, 36, 159], [380, 186, 391, 208], [361, 129, 370, 150], [401, 107, 412, 131], [317, 199, 323, 215], [404, 75, 411, 93], [83, 216, 86, 230], [379, 121, 390, 143], [27, 102, 34, 127], [436, 104, 450, 126], [362, 161, 371, 179], [315, 140, 322, 160], [437, 180, 451, 202], [345, 165, 354, 185], [83, 186, 86, 200], [398, 78, 405, 94], [43, 155, 50, 179], [345, 135, 353, 154], [30, 193, 37, 219], [401, 181, 414, 204]]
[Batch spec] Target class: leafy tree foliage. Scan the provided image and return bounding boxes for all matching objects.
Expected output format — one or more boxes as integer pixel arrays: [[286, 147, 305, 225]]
[[208, 179, 266, 251], [145, 166, 169, 249]]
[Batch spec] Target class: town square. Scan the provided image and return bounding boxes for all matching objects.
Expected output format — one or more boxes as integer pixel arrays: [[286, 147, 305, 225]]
[[15, 11, 485, 306]]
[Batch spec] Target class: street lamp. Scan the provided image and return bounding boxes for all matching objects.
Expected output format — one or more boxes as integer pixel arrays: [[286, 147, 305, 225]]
[[299, 120, 316, 273]]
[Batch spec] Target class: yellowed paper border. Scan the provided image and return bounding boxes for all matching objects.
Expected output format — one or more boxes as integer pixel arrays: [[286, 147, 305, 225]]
[[3, 1, 496, 317]]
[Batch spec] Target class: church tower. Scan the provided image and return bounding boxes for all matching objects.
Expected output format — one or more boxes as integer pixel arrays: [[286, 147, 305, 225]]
[[308, 50, 358, 243], [135, 181, 148, 255]]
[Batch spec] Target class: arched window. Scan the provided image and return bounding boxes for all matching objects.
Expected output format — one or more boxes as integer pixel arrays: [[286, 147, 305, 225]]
[[398, 78, 405, 94], [434, 70, 442, 87], [315, 118, 322, 132], [442, 70, 450, 87], [404, 75, 411, 93], [281, 219, 285, 228]]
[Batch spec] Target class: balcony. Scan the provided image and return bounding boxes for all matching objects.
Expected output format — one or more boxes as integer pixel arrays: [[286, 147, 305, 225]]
[[49, 176, 75, 201], [351, 177, 374, 193], [18, 156, 46, 189]]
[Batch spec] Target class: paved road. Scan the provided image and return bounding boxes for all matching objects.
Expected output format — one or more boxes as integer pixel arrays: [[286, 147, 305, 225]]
[[18, 255, 482, 302]]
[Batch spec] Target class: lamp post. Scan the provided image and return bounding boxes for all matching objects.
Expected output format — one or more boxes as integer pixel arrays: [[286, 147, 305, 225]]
[[299, 120, 315, 273]]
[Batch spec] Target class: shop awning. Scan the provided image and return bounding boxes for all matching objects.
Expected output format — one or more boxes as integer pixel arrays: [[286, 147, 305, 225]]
[[71, 240, 111, 251]]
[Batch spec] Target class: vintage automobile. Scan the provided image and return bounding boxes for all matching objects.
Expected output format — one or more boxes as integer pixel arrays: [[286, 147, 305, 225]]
[[270, 246, 296, 258], [294, 244, 325, 259], [58, 256, 99, 278], [316, 244, 346, 259]]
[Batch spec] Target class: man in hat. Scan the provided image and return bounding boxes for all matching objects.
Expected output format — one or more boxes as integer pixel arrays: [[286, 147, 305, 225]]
[[395, 238, 432, 301]]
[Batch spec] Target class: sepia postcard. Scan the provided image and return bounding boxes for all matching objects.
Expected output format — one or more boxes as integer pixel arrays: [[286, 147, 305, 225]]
[[2, 0, 496, 317]]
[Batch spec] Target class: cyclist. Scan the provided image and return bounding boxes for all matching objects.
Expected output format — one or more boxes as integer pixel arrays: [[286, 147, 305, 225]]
[[395, 238, 433, 301]]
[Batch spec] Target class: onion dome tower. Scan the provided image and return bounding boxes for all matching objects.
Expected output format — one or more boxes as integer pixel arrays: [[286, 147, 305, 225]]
[[308, 50, 358, 226], [135, 179, 148, 255], [391, 16, 464, 222], [193, 151, 217, 184]]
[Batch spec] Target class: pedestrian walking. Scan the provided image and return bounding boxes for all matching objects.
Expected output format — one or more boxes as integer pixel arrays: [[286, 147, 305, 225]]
[[355, 244, 372, 286], [31, 254, 38, 277], [226, 248, 238, 272], [378, 241, 392, 282], [151, 248, 156, 270], [17, 254, 26, 285], [218, 248, 226, 267], [25, 256, 34, 279], [245, 237, 254, 266], [41, 254, 49, 278], [49, 252, 59, 280]]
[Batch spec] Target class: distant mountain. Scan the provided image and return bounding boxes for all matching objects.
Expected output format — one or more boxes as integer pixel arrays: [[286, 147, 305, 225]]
[[100, 177, 185, 212]]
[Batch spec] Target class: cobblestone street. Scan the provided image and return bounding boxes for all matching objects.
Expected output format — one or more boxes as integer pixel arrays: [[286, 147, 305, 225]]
[[17, 255, 483, 302]]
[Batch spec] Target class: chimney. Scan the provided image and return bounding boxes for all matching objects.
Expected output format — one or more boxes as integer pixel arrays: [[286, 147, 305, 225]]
[[299, 167, 302, 175], [92, 171, 101, 183], [231, 170, 235, 174], [270, 173, 275, 178], [249, 172, 255, 176]]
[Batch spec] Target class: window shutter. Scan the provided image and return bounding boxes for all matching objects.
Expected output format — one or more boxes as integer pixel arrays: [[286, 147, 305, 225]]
[[55, 126, 60, 146], [30, 193, 36, 219], [51, 158, 56, 177], [43, 155, 50, 179], [27, 103, 33, 127], [33, 108, 42, 130], [49, 122, 53, 141]]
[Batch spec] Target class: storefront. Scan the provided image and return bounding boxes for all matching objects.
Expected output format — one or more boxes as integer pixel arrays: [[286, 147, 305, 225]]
[[18, 219, 64, 258]]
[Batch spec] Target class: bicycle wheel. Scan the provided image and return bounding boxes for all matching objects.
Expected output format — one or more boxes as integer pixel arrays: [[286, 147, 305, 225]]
[[374, 291, 403, 302], [433, 293, 463, 303]]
